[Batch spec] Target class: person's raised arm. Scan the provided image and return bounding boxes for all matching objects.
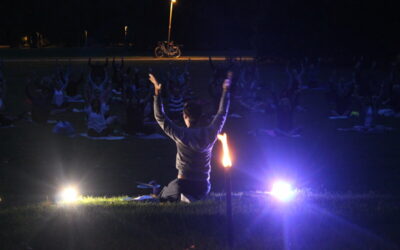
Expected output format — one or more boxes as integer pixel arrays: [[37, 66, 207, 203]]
[[149, 73, 184, 142], [25, 77, 36, 100], [100, 83, 113, 104], [209, 72, 232, 135]]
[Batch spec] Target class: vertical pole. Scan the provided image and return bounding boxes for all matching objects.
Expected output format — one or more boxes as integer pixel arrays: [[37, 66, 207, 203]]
[[124, 26, 128, 47], [168, 1, 174, 43], [84, 30, 88, 47], [225, 168, 233, 249]]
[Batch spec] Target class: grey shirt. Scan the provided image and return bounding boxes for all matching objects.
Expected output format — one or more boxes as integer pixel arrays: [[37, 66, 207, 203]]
[[154, 90, 230, 181]]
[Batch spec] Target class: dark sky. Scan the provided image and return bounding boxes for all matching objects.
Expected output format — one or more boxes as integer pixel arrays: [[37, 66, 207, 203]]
[[0, 0, 399, 56]]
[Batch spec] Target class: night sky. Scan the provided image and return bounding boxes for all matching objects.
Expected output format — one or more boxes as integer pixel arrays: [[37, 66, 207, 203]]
[[0, 0, 399, 56]]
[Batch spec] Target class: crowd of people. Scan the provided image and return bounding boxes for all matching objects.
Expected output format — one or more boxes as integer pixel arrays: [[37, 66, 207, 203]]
[[208, 55, 400, 135], [327, 57, 400, 132], [0, 58, 196, 138], [0, 56, 399, 138]]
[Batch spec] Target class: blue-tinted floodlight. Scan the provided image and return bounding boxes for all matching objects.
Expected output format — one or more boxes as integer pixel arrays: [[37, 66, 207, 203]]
[[270, 180, 296, 202]]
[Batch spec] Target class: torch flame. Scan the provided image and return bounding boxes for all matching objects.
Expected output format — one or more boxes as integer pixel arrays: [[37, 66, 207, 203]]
[[217, 133, 232, 168]]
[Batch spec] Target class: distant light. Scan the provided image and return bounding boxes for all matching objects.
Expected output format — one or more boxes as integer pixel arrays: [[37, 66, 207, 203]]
[[172, 0, 177, 3], [270, 180, 296, 202], [59, 186, 80, 203]]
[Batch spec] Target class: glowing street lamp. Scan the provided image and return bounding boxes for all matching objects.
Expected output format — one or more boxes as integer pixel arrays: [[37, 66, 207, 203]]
[[168, 0, 177, 43], [217, 133, 234, 249]]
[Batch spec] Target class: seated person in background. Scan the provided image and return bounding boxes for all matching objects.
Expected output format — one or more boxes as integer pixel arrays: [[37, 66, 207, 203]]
[[85, 98, 117, 137], [286, 61, 304, 90], [276, 96, 297, 136], [303, 57, 321, 88], [66, 72, 84, 98], [270, 89, 301, 137], [168, 85, 185, 123], [26, 77, 53, 124], [85, 83, 117, 137], [111, 57, 125, 93], [332, 78, 354, 116], [51, 75, 70, 113], [148, 72, 231, 202], [0, 76, 25, 126], [123, 73, 154, 135]]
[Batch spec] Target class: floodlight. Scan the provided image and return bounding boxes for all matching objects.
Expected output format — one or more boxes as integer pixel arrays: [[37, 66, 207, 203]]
[[59, 186, 80, 203], [270, 180, 296, 202]]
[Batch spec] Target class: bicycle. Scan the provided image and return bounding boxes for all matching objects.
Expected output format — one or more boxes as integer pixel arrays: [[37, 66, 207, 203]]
[[154, 41, 182, 58]]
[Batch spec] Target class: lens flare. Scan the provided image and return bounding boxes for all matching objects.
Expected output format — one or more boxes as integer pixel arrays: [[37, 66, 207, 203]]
[[59, 186, 80, 203], [270, 180, 296, 202]]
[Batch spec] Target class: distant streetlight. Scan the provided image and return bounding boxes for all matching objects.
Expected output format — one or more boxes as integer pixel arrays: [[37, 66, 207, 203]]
[[84, 30, 88, 47], [167, 0, 177, 43], [124, 26, 128, 46]]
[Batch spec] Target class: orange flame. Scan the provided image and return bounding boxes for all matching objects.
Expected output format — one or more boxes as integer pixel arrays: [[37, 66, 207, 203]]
[[217, 133, 232, 168]]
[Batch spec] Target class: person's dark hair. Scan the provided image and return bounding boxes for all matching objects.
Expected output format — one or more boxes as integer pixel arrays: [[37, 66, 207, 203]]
[[183, 101, 202, 125], [91, 98, 101, 113]]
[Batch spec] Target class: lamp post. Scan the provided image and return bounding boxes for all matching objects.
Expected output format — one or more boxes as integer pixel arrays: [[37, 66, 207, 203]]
[[84, 30, 88, 47], [124, 26, 128, 47], [217, 133, 233, 249], [167, 0, 176, 43]]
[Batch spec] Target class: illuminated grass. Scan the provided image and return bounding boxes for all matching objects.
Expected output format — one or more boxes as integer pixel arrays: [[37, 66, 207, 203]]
[[78, 196, 131, 205], [1, 193, 399, 250]]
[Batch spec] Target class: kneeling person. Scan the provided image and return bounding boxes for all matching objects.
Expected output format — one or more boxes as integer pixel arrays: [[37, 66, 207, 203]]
[[149, 73, 231, 202]]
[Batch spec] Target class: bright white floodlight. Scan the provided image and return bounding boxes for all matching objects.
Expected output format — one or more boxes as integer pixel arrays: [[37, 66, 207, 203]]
[[270, 180, 296, 202], [59, 186, 80, 203]]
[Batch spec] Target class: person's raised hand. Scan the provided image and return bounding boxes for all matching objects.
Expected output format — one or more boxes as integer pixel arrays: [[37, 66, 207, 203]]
[[149, 73, 162, 96], [223, 71, 233, 91]]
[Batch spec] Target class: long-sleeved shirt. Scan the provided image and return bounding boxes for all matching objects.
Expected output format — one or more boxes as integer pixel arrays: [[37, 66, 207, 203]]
[[154, 89, 230, 181]]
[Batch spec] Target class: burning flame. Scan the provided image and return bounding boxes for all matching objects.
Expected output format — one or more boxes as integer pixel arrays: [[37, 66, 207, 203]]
[[217, 133, 232, 168]]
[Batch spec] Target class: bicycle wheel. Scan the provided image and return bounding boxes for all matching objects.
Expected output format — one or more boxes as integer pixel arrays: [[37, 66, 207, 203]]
[[171, 46, 182, 58], [154, 46, 164, 58]]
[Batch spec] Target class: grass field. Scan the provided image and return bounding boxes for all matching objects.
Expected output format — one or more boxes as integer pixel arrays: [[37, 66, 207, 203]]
[[1, 194, 399, 249], [0, 58, 399, 249]]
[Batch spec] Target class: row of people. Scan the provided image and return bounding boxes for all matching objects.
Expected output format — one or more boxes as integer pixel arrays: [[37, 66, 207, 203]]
[[1, 56, 399, 137]]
